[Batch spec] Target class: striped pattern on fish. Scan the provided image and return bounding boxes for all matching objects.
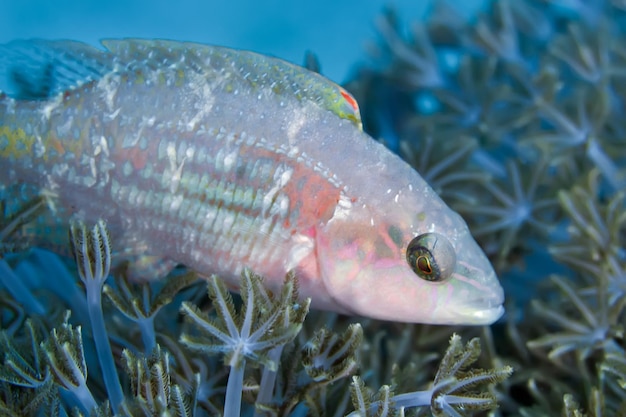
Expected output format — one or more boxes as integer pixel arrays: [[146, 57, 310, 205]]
[[0, 39, 504, 324]]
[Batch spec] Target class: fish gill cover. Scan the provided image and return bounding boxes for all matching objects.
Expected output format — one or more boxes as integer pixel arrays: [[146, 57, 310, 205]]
[[0, 0, 625, 416]]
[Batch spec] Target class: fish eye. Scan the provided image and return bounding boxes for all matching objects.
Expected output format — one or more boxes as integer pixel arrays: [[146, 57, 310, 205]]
[[406, 233, 456, 282]]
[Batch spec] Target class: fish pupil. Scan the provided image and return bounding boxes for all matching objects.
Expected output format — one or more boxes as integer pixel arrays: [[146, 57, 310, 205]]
[[417, 255, 433, 275]]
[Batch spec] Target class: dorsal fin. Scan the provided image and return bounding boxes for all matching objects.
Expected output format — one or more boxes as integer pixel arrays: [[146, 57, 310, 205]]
[[101, 39, 363, 128], [0, 38, 363, 128]]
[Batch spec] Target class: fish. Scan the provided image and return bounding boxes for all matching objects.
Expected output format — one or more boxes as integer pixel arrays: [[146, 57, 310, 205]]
[[0, 39, 504, 325]]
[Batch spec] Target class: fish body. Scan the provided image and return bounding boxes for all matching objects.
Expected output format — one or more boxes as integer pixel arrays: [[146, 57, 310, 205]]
[[0, 39, 504, 325]]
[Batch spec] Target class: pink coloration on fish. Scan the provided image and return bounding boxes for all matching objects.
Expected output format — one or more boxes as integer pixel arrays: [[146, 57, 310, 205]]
[[0, 39, 504, 324]]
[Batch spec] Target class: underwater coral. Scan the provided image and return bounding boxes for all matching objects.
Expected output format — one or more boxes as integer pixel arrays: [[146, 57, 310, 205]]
[[1, 0, 626, 415]]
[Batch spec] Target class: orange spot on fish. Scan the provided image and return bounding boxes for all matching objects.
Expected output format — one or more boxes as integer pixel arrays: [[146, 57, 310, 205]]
[[288, 170, 340, 229], [340, 88, 359, 113], [238, 144, 342, 232]]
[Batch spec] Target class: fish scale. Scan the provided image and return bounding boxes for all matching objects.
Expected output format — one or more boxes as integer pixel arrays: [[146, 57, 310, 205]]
[[0, 39, 505, 325]]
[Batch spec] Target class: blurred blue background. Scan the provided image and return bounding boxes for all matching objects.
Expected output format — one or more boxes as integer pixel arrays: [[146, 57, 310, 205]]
[[0, 0, 485, 83]]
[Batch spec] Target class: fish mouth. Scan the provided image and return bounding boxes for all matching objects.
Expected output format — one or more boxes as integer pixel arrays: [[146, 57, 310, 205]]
[[465, 303, 505, 325], [431, 295, 504, 326], [458, 288, 505, 325]]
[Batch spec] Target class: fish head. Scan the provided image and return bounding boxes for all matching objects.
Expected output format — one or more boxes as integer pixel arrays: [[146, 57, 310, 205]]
[[314, 159, 504, 325]]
